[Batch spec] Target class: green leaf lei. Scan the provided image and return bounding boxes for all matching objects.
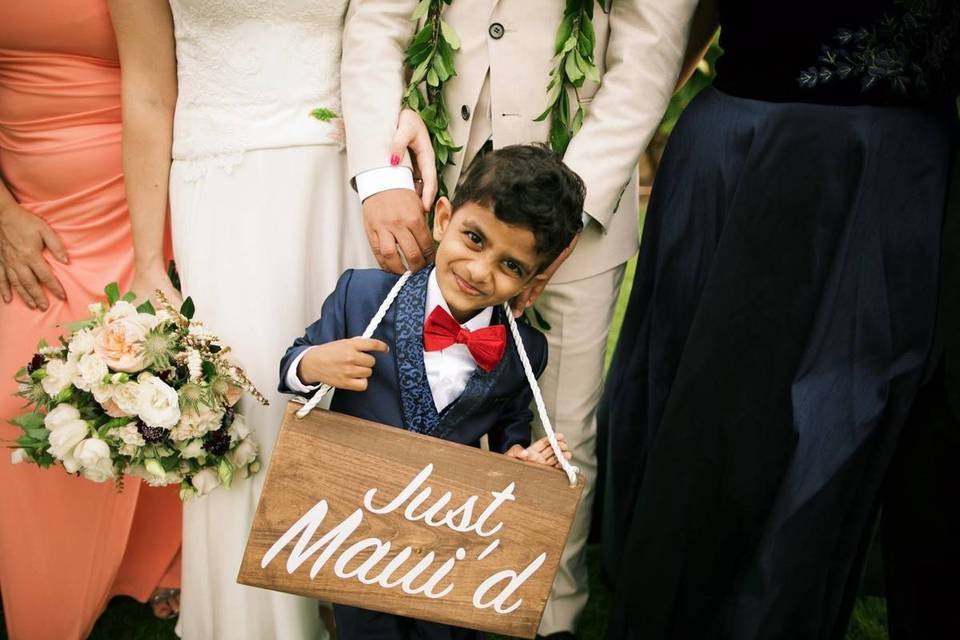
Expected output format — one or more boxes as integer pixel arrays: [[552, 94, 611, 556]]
[[536, 0, 602, 156], [402, 0, 462, 198], [402, 0, 602, 196]]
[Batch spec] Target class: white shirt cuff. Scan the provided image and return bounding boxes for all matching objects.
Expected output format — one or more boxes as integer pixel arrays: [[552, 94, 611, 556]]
[[355, 166, 415, 202], [285, 347, 322, 394]]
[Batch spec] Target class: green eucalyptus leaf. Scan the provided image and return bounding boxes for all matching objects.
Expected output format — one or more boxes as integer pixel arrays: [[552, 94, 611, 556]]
[[25, 427, 49, 440], [104, 282, 120, 305], [555, 14, 575, 53], [584, 60, 601, 84], [440, 20, 460, 50], [410, 59, 430, 84], [136, 300, 156, 315], [565, 52, 584, 83], [571, 105, 585, 134], [426, 68, 440, 87], [12, 412, 44, 431], [411, 0, 430, 20]]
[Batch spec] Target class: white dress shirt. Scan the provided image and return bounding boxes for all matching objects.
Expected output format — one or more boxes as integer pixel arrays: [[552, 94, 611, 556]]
[[285, 269, 493, 413]]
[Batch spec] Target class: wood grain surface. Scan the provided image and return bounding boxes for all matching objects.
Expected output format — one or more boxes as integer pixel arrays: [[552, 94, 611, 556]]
[[238, 401, 584, 638]]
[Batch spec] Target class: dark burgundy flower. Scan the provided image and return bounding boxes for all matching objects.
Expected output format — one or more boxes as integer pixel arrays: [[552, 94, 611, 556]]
[[26, 353, 46, 374], [203, 428, 230, 456], [137, 421, 166, 444]]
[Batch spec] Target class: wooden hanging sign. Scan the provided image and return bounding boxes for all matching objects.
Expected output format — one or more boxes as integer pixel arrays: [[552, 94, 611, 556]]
[[238, 401, 585, 638]]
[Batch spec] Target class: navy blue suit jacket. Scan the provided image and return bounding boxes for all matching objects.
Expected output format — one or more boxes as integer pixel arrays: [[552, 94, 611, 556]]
[[278, 268, 547, 453]]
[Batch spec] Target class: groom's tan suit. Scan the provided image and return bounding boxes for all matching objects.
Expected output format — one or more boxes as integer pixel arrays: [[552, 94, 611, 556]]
[[342, 0, 698, 633]]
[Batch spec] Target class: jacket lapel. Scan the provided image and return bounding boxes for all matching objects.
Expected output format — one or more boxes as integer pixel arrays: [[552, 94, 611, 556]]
[[393, 268, 442, 436]]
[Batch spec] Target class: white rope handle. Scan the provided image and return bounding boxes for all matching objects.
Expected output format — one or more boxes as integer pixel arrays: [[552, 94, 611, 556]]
[[295, 270, 578, 486], [501, 302, 579, 486]]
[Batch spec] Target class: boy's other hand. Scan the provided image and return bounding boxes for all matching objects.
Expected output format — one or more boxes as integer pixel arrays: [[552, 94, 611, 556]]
[[298, 337, 389, 392], [505, 433, 572, 469]]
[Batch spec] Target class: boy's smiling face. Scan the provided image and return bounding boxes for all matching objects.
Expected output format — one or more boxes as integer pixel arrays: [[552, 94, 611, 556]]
[[432, 197, 544, 323]]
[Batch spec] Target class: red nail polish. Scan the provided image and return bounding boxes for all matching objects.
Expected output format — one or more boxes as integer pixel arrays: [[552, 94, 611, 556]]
[[390, 154, 400, 166]]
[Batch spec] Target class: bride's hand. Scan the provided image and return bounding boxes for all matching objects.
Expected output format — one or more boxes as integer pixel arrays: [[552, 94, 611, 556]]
[[362, 108, 438, 274], [130, 265, 182, 309], [391, 108, 437, 211]]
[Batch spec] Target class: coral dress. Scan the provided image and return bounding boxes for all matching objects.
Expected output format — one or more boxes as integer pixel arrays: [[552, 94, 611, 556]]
[[0, 1, 182, 638]]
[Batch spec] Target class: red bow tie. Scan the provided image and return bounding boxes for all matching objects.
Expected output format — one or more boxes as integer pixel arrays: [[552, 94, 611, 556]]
[[422, 306, 506, 372]]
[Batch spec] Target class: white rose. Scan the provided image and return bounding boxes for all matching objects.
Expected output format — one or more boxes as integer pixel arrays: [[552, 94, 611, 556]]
[[114, 423, 145, 447], [91, 382, 114, 404], [47, 418, 89, 460], [44, 403, 81, 431], [226, 438, 258, 468], [10, 448, 28, 465], [68, 329, 96, 358], [141, 459, 171, 486], [74, 439, 115, 482], [170, 405, 224, 442], [227, 413, 250, 443], [41, 358, 78, 396], [191, 468, 221, 497], [111, 382, 141, 416], [137, 376, 181, 429], [73, 353, 108, 392], [82, 463, 115, 483], [62, 447, 82, 474], [178, 438, 207, 460], [104, 300, 137, 322]]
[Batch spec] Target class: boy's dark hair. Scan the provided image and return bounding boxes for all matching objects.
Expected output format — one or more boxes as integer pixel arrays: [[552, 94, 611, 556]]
[[452, 144, 585, 270]]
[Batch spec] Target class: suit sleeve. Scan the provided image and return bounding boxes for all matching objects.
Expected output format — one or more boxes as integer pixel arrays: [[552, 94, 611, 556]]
[[488, 333, 549, 454], [563, 0, 699, 230], [277, 270, 354, 395], [340, 0, 419, 182]]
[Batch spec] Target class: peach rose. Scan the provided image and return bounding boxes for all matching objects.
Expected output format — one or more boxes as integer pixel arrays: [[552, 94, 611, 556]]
[[92, 314, 155, 373]]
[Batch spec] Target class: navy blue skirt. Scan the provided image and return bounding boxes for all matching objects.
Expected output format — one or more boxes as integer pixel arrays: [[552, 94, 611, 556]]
[[601, 87, 955, 639]]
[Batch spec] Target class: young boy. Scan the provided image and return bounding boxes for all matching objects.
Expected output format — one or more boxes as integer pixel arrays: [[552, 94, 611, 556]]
[[278, 144, 584, 639]]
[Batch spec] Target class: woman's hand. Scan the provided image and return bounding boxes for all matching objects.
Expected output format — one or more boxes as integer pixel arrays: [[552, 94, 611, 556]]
[[393, 108, 438, 211], [130, 266, 182, 309], [361, 108, 438, 274], [0, 201, 68, 311]]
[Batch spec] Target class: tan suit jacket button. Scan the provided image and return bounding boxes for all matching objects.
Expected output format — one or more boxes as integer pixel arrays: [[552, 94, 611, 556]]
[[488, 23, 504, 39]]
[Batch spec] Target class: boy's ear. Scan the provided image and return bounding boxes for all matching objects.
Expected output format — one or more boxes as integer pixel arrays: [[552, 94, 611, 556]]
[[433, 197, 453, 243], [521, 272, 549, 291]]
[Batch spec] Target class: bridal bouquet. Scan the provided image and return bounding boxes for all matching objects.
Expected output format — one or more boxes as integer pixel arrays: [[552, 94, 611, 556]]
[[9, 283, 266, 500]]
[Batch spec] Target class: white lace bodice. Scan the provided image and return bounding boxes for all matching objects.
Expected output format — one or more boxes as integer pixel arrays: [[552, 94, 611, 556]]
[[169, 0, 348, 169]]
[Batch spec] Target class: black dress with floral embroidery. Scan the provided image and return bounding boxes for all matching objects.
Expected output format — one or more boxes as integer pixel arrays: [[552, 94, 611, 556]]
[[714, 0, 960, 108], [602, 2, 959, 640]]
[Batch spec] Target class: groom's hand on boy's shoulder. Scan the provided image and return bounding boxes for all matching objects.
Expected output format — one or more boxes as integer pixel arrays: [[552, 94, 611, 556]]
[[297, 338, 389, 392], [363, 189, 435, 275]]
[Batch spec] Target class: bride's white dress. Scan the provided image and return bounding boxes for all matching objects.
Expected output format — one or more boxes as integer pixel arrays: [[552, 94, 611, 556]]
[[167, 1, 373, 637]]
